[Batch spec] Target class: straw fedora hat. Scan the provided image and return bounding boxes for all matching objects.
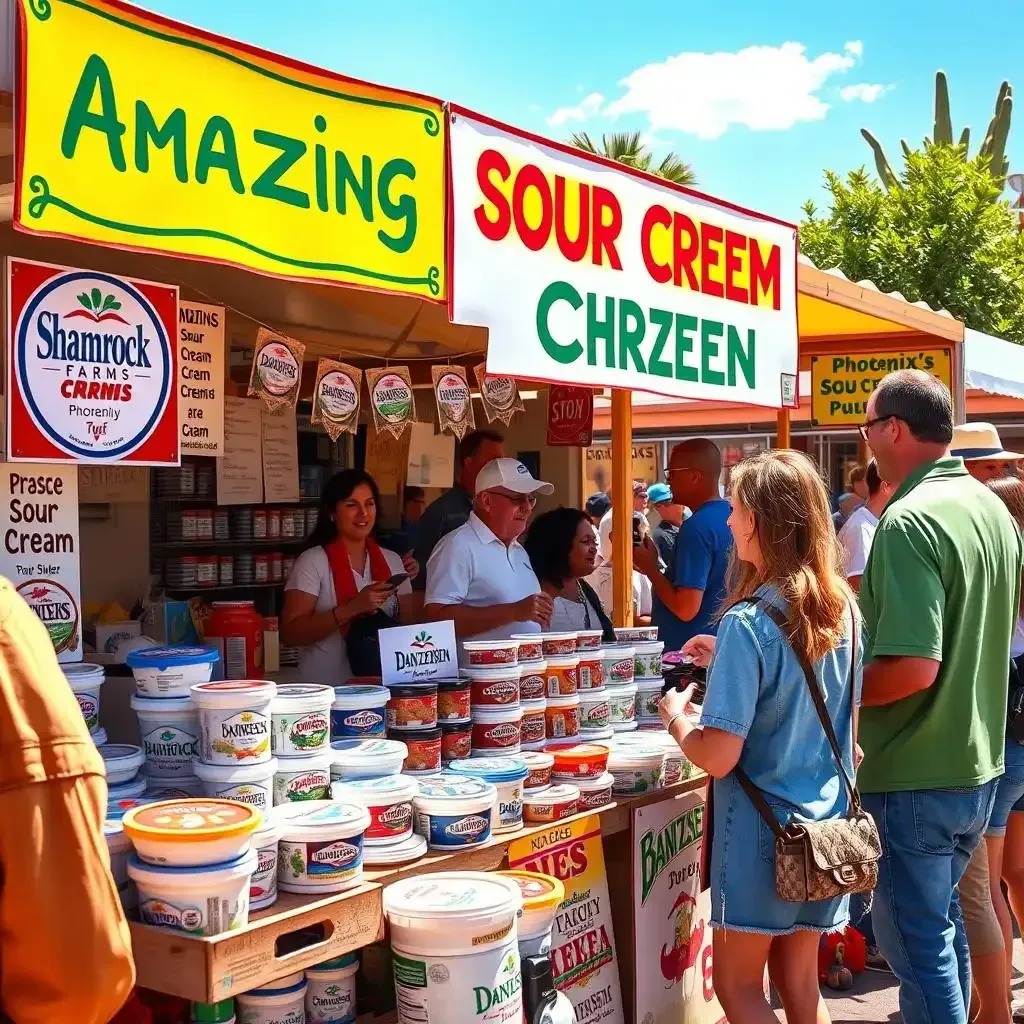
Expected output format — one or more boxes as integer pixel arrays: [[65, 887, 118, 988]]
[[949, 422, 1024, 462]]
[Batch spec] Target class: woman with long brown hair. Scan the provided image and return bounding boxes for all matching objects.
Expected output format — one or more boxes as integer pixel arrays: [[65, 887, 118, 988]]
[[660, 450, 861, 1024]]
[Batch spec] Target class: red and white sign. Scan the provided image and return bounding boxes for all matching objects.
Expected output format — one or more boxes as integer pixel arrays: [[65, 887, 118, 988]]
[[7, 258, 179, 465], [547, 384, 594, 447]]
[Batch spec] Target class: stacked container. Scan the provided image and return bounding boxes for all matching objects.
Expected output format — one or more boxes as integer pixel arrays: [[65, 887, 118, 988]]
[[386, 681, 442, 776], [269, 683, 334, 804], [464, 639, 523, 757], [63, 662, 107, 739], [539, 634, 580, 742]]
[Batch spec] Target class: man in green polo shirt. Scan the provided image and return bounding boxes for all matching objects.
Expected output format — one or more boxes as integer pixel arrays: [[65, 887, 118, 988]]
[[859, 369, 1022, 1024]]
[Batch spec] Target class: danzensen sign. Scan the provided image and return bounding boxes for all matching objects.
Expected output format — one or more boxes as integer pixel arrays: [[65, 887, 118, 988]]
[[449, 109, 798, 408], [7, 258, 179, 465]]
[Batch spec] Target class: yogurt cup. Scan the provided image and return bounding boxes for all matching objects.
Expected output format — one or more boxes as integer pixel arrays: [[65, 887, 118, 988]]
[[331, 684, 388, 738], [577, 650, 605, 691], [607, 743, 666, 795], [99, 743, 145, 785], [143, 773, 205, 800], [520, 698, 547, 746], [64, 662, 105, 731], [471, 705, 522, 755], [548, 741, 610, 780], [446, 756, 528, 834], [576, 770, 615, 810], [523, 783, 580, 824], [274, 801, 371, 894], [363, 831, 427, 866], [273, 751, 333, 804], [126, 646, 219, 698], [636, 680, 664, 719], [131, 695, 200, 779], [250, 815, 280, 910], [413, 777, 496, 850], [579, 690, 611, 732], [606, 682, 638, 727], [468, 663, 520, 706], [104, 815, 136, 912], [192, 680, 276, 766], [440, 719, 472, 764], [271, 684, 333, 757], [521, 751, 554, 791], [123, 798, 261, 867], [236, 976, 306, 1024], [497, 870, 565, 957], [91, 726, 108, 746], [575, 630, 604, 651], [333, 775, 416, 845], [544, 694, 580, 740], [617, 730, 688, 786], [129, 847, 257, 936], [193, 758, 276, 812], [392, 726, 442, 773], [108, 775, 148, 809], [603, 645, 636, 685], [510, 635, 544, 662], [463, 638, 520, 667], [545, 654, 579, 697], [436, 677, 472, 722], [518, 659, 547, 701], [330, 737, 407, 780], [539, 632, 577, 657], [305, 953, 359, 1024], [386, 683, 438, 730], [634, 641, 665, 680], [614, 626, 658, 644]]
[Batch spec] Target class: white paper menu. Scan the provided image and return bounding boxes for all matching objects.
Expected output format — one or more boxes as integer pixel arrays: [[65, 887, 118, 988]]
[[262, 405, 300, 503], [215, 397, 264, 505]]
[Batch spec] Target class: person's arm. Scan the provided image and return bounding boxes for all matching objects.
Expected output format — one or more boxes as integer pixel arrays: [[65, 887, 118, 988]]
[[841, 522, 871, 594], [635, 516, 711, 621], [634, 572, 653, 626], [0, 774, 135, 1024]]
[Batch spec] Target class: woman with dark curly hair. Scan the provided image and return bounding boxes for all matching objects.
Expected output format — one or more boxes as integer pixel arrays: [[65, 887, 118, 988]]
[[523, 507, 615, 640]]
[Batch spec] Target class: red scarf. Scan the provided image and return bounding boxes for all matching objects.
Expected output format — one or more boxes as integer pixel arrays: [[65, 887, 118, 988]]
[[325, 537, 392, 632]]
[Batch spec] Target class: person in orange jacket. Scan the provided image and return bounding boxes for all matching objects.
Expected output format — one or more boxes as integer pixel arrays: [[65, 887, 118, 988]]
[[0, 577, 135, 1022]]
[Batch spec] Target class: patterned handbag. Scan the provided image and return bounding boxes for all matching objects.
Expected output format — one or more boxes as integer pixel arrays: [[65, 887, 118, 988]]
[[733, 600, 881, 903]]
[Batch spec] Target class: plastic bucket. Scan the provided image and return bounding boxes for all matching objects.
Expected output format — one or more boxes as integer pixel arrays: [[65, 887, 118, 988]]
[[273, 801, 370, 894], [126, 646, 219, 698], [331, 684, 388, 738], [270, 684, 333, 757], [191, 680, 276, 766], [445, 756, 528, 834], [131, 695, 199, 779], [412, 777, 496, 850], [192, 758, 277, 813], [64, 662, 105, 732], [273, 751, 332, 805]]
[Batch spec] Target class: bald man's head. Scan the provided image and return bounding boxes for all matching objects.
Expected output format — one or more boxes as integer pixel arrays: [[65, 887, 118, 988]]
[[667, 439, 722, 507]]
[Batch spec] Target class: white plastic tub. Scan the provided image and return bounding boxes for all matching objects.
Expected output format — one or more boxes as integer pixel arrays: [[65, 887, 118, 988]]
[[633, 640, 665, 680], [412, 777, 496, 850], [273, 751, 333, 805], [618, 730, 688, 785], [126, 646, 219, 698], [99, 743, 145, 785], [250, 815, 280, 911], [142, 773, 205, 800], [470, 705, 522, 755], [636, 679, 664, 720], [104, 815, 136, 913], [331, 684, 389, 737], [270, 683, 333, 757], [274, 801, 370, 894], [363, 832, 427, 867], [192, 758, 277, 813], [305, 953, 359, 1023], [122, 798, 262, 867], [497, 870, 565, 957], [602, 645, 636, 685], [579, 690, 611, 732], [131, 695, 200, 779], [445, 756, 528, 834], [64, 662, 105, 732], [192, 680, 276, 766], [236, 975, 307, 1024], [107, 776, 148, 811], [383, 872, 523, 1024], [607, 743, 666, 795], [576, 771, 615, 810], [606, 682, 638, 728], [522, 783, 580, 824], [333, 775, 416, 846], [521, 751, 554, 791], [129, 847, 257, 936], [330, 737, 407, 780]]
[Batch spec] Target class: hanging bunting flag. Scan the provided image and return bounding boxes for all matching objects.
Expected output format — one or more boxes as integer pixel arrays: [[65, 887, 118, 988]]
[[432, 365, 476, 440], [546, 384, 594, 447], [366, 365, 416, 439], [473, 362, 524, 427], [248, 327, 304, 411], [311, 359, 362, 440]]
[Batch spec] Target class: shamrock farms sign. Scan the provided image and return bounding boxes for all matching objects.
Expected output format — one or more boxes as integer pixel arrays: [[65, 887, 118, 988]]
[[449, 109, 798, 408], [7, 258, 179, 465]]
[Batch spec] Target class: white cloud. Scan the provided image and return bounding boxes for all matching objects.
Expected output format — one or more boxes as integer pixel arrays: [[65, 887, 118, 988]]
[[840, 83, 889, 103], [546, 92, 605, 127], [845, 40, 863, 58]]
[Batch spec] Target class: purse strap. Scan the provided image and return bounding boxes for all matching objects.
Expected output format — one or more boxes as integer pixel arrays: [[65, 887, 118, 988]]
[[731, 598, 860, 839]]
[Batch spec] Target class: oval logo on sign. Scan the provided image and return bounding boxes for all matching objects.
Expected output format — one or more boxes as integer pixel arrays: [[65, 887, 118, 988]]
[[318, 370, 359, 422], [255, 340, 300, 397], [15, 271, 172, 460], [17, 577, 79, 654]]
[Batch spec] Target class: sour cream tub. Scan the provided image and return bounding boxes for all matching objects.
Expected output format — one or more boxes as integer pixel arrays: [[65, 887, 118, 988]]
[[108, 775, 148, 810], [497, 870, 565, 957], [100, 743, 145, 784], [545, 654, 579, 697], [236, 976, 306, 1024], [463, 638, 520, 667], [330, 737, 407, 780], [192, 680, 276, 766], [577, 650, 605, 691], [511, 634, 544, 662], [576, 771, 615, 810], [471, 705, 522, 754], [333, 775, 416, 845], [518, 659, 547, 701], [143, 774, 205, 800], [468, 663, 520, 706], [636, 680, 664, 719], [274, 801, 371, 894], [413, 777, 496, 849], [521, 751, 554, 791], [544, 694, 580, 740], [193, 758, 276, 812], [614, 626, 658, 644], [607, 743, 666, 795], [126, 646, 219, 698], [104, 815, 136, 912], [386, 683, 438, 730], [606, 682, 638, 729], [271, 684, 333, 757], [634, 641, 665, 680], [446, 756, 528, 834], [520, 698, 547, 746], [618, 730, 687, 785], [603, 645, 636, 685], [392, 726, 442, 773], [129, 847, 257, 936], [131, 695, 199, 779], [539, 632, 577, 657], [250, 815, 279, 910], [437, 677, 472, 722], [383, 872, 523, 1024], [274, 752, 332, 804], [440, 719, 472, 763], [364, 831, 428, 867], [64, 662, 105, 732], [305, 953, 359, 1024], [331, 684, 388, 738], [548, 741, 610, 780], [579, 690, 611, 732], [123, 799, 261, 867], [523, 783, 580, 824]]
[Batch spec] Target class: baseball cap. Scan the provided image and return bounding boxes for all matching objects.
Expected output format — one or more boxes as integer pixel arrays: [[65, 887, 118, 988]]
[[475, 458, 554, 496], [647, 483, 673, 505], [585, 492, 611, 519]]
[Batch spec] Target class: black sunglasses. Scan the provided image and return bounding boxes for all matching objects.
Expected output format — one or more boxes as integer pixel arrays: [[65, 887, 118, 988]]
[[859, 414, 923, 442]]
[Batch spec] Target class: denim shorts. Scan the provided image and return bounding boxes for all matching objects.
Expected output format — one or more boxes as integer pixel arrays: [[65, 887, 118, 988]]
[[987, 737, 1024, 836]]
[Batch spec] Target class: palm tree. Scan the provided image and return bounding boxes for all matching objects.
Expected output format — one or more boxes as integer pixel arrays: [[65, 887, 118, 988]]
[[569, 130, 696, 186]]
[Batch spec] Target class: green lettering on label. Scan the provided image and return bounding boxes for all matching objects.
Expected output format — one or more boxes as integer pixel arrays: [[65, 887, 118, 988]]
[[648, 308, 674, 379], [587, 291, 615, 368], [537, 280, 583, 364], [377, 158, 417, 254], [251, 129, 310, 209], [194, 115, 244, 194], [617, 298, 646, 373], [61, 53, 127, 171], [674, 313, 699, 382], [701, 319, 725, 386], [727, 325, 756, 388], [134, 101, 187, 183]]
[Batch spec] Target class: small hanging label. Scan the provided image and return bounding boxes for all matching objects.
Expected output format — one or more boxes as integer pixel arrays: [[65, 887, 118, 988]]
[[432, 364, 476, 440], [248, 328, 304, 411], [311, 359, 362, 440], [366, 365, 416, 439], [473, 362, 524, 427], [546, 384, 594, 447]]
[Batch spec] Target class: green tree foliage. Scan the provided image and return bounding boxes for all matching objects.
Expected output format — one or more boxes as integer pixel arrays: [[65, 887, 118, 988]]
[[569, 131, 697, 186], [801, 145, 1024, 341]]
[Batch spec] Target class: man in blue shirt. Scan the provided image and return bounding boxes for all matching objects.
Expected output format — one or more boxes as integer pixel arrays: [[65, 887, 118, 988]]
[[634, 439, 733, 652]]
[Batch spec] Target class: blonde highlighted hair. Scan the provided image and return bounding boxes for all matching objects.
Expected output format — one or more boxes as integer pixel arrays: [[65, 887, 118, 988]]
[[724, 450, 852, 663]]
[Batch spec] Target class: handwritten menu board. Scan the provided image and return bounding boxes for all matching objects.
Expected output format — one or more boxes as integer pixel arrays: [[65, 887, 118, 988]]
[[262, 406, 300, 503], [365, 429, 411, 495], [216, 398, 263, 505]]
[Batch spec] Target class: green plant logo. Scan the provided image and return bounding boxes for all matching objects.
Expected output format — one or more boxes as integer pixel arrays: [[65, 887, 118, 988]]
[[67, 288, 127, 324], [410, 630, 434, 650]]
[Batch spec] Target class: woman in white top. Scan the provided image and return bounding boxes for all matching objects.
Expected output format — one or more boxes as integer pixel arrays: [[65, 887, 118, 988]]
[[586, 509, 653, 624], [282, 470, 416, 685]]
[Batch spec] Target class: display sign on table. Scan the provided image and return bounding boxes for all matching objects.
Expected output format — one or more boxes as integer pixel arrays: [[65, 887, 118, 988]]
[[178, 301, 225, 455], [810, 348, 953, 427], [379, 621, 458, 684], [449, 109, 798, 407], [0, 463, 82, 663], [546, 384, 594, 447], [509, 815, 625, 1024], [15, 0, 446, 300], [7, 258, 179, 466]]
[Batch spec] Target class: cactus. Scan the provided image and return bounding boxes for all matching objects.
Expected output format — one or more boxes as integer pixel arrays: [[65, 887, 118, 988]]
[[934, 71, 953, 145]]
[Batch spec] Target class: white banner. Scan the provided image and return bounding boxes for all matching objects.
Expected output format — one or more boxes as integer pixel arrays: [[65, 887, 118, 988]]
[[449, 112, 798, 408], [178, 301, 225, 455]]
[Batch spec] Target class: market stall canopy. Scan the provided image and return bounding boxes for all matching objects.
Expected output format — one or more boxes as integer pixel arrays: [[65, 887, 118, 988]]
[[964, 328, 1024, 399]]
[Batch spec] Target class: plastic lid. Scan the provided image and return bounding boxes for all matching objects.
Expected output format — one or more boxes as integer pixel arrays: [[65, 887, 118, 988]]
[[332, 685, 389, 706], [131, 694, 195, 712], [497, 870, 565, 911], [334, 775, 417, 801], [99, 743, 144, 765], [192, 757, 278, 782], [445, 756, 528, 782], [123, 799, 261, 843], [306, 952, 359, 974], [238, 975, 306, 998], [523, 783, 580, 805], [63, 662, 105, 680], [414, 777, 495, 800], [126, 646, 220, 669], [520, 751, 554, 769], [546, 694, 580, 706], [576, 770, 615, 791], [331, 737, 407, 765], [192, 679, 276, 698], [189, 998, 236, 1024], [275, 750, 332, 772], [364, 832, 427, 866], [272, 800, 370, 838], [547, 742, 609, 764], [108, 777, 147, 800], [383, 871, 522, 922], [274, 683, 334, 703], [91, 727, 108, 746]]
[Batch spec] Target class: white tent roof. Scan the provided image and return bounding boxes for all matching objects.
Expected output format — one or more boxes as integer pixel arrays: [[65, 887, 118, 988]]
[[964, 329, 1024, 400]]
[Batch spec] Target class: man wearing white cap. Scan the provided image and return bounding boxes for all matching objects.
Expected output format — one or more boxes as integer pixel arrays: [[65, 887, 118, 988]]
[[424, 458, 555, 656], [950, 422, 1024, 483]]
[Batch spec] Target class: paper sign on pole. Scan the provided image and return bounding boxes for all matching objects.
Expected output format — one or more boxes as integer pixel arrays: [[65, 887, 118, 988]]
[[547, 384, 594, 447], [0, 463, 82, 663], [406, 421, 455, 488], [449, 109, 798, 408], [379, 621, 458, 683], [509, 815, 625, 1024], [178, 301, 225, 455]]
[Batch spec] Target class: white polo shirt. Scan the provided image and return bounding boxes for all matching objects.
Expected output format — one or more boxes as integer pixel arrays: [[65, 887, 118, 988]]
[[425, 512, 542, 659]]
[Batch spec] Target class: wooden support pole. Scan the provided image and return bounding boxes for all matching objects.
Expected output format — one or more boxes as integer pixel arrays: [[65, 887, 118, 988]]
[[610, 388, 633, 627], [776, 407, 791, 450]]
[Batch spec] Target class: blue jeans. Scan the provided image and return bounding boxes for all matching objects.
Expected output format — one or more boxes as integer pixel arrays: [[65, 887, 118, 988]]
[[862, 781, 998, 1024], [849, 892, 876, 946]]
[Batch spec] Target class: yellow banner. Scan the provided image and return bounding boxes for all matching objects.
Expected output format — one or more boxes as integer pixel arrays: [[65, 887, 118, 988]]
[[16, 0, 446, 299], [810, 348, 953, 426]]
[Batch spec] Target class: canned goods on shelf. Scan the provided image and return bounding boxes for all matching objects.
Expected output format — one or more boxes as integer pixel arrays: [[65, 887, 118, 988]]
[[254, 553, 270, 583], [267, 509, 281, 539], [219, 555, 234, 586], [280, 510, 296, 539], [195, 509, 214, 542], [270, 552, 283, 583], [253, 510, 268, 539], [196, 555, 218, 588], [231, 508, 253, 541], [195, 464, 214, 498], [180, 510, 197, 541], [214, 509, 230, 541], [306, 507, 319, 535]]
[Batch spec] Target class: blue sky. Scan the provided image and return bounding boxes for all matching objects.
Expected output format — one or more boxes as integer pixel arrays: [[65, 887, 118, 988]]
[[146, 0, 1023, 225]]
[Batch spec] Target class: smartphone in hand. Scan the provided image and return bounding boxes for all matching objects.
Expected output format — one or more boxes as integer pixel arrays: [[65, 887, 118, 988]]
[[386, 572, 409, 589]]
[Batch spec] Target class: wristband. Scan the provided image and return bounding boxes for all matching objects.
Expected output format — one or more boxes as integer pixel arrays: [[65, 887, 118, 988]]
[[666, 712, 686, 734]]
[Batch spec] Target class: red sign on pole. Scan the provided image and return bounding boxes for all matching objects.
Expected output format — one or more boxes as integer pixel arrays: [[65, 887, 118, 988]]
[[546, 384, 594, 447]]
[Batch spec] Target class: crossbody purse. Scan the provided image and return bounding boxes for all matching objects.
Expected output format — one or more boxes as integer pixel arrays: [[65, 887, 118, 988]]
[[733, 599, 881, 903]]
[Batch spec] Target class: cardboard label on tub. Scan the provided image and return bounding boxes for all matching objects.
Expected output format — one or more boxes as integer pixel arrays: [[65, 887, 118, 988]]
[[379, 620, 458, 683], [509, 814, 624, 1024]]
